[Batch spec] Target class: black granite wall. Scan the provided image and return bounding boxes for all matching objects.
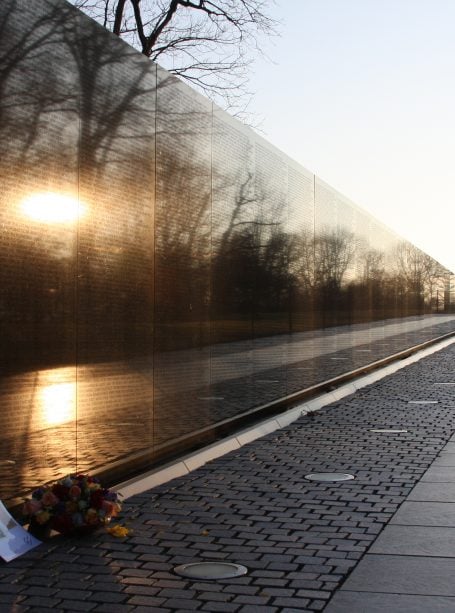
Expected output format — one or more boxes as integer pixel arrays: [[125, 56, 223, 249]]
[[0, 0, 453, 504]]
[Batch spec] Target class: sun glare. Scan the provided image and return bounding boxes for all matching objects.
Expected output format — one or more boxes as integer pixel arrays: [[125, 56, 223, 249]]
[[21, 192, 85, 223], [41, 382, 76, 426], [38, 368, 77, 426]]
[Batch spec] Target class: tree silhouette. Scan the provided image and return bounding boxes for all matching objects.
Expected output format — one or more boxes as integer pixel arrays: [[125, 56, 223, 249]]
[[71, 0, 277, 118]]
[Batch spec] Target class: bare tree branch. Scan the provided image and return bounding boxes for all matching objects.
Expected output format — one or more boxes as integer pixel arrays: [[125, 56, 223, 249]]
[[70, 0, 278, 119], [113, 0, 127, 34]]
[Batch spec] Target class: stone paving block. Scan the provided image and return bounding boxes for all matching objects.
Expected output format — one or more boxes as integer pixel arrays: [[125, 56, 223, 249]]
[[233, 594, 272, 605], [54, 588, 92, 600], [60, 600, 98, 611], [341, 554, 455, 596], [421, 466, 455, 482], [223, 585, 259, 595], [140, 561, 174, 571], [156, 587, 196, 599], [118, 568, 153, 578], [289, 579, 323, 590], [161, 597, 201, 608], [311, 600, 327, 610], [126, 595, 167, 606], [390, 501, 455, 526], [123, 585, 160, 596], [198, 591, 234, 602], [433, 453, 455, 466], [325, 591, 455, 612], [20, 596, 63, 608], [16, 609, 54, 613], [201, 602, 239, 611], [370, 524, 455, 556], [271, 597, 311, 608], [250, 570, 287, 578], [237, 606, 279, 613], [22, 586, 59, 598], [253, 578, 288, 587], [408, 481, 455, 502], [93, 605, 137, 613], [119, 576, 154, 586], [296, 588, 331, 599], [138, 608, 172, 613]]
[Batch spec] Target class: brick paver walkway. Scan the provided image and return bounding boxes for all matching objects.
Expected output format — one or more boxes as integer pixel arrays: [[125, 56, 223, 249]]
[[2, 339, 455, 611]]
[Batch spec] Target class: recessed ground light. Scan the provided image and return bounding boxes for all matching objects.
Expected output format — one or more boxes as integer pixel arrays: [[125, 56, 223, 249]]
[[408, 401, 438, 404], [370, 429, 408, 433], [330, 357, 348, 360], [174, 562, 248, 580], [356, 349, 372, 352], [256, 380, 280, 383], [304, 473, 355, 482]]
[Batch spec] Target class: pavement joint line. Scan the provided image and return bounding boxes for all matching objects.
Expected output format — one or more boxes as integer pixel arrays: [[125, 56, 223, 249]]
[[115, 335, 455, 501]]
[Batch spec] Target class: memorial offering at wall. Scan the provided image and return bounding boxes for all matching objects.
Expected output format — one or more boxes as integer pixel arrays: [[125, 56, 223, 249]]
[[0, 502, 41, 562], [0, 0, 453, 505]]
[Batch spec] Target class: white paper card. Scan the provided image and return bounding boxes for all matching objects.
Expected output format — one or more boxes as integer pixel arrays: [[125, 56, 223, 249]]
[[0, 501, 41, 562]]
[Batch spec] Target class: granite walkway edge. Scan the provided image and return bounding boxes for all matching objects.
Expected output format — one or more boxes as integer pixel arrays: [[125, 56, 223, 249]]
[[3, 336, 455, 612]]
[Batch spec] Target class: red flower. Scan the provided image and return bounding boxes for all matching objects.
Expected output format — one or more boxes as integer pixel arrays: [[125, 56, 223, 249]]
[[69, 485, 81, 499], [90, 489, 105, 509], [52, 484, 70, 500], [51, 514, 73, 535], [41, 491, 59, 507]]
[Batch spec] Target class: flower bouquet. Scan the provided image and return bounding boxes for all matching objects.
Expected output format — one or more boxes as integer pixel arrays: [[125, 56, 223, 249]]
[[23, 474, 121, 538]]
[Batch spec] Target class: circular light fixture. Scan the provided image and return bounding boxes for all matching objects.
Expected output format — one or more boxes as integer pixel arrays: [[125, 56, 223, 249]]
[[173, 562, 248, 580], [304, 473, 355, 482]]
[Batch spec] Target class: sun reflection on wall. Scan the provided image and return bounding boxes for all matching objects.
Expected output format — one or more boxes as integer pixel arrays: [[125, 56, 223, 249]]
[[21, 192, 85, 223], [38, 369, 77, 426]]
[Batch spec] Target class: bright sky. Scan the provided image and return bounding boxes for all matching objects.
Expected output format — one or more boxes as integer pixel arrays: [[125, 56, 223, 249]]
[[249, 0, 455, 273]]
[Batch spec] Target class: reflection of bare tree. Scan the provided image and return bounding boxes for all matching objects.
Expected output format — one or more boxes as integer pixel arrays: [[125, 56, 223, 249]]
[[261, 231, 298, 312], [154, 157, 211, 331], [393, 242, 450, 313], [354, 247, 386, 319], [213, 212, 361, 334], [293, 230, 315, 294], [314, 227, 356, 293], [211, 167, 293, 327], [214, 170, 256, 254], [361, 248, 385, 284], [0, 1, 78, 168]]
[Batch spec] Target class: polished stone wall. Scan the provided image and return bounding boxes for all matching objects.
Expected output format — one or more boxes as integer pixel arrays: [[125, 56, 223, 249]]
[[1, 0, 453, 504]]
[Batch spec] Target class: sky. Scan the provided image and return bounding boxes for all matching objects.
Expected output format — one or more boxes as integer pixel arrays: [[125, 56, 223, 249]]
[[248, 0, 455, 273]]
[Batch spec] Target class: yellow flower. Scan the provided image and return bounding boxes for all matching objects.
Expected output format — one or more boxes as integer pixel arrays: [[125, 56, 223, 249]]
[[106, 524, 130, 538], [85, 508, 100, 525], [35, 510, 51, 525]]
